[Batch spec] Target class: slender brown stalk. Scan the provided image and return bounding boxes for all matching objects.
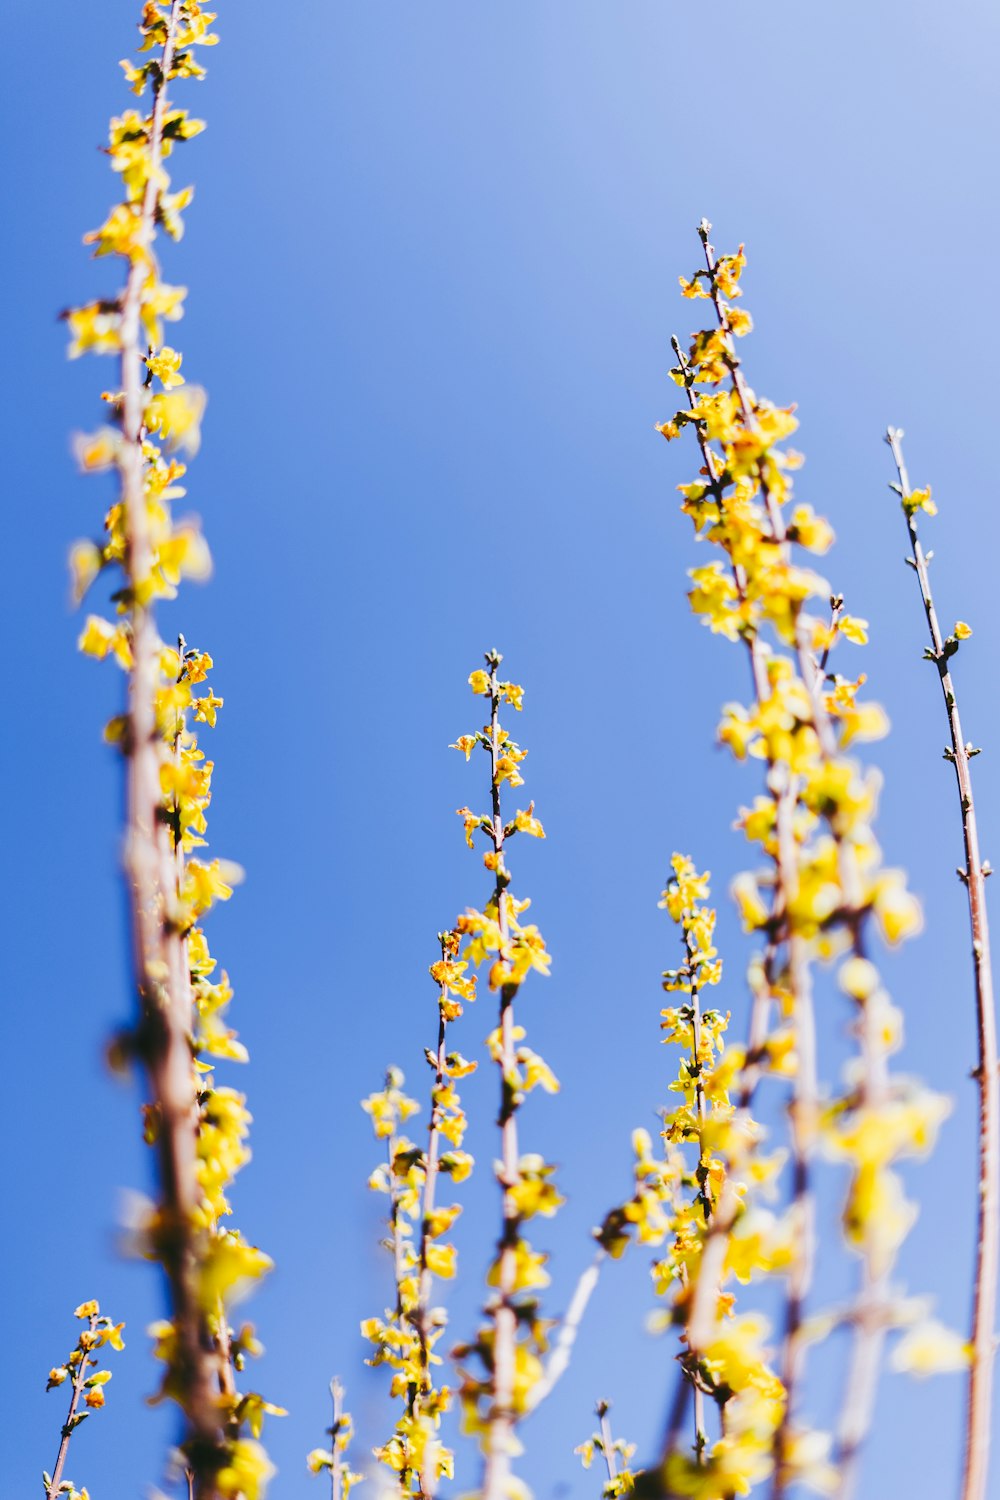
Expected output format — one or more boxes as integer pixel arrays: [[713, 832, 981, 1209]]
[[117, 2, 224, 1482], [886, 426, 998, 1500], [685, 923, 711, 1462], [482, 654, 522, 1500], [411, 959, 449, 1500]]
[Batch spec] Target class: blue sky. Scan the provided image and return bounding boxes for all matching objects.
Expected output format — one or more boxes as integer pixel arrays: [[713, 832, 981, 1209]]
[[4, 1, 1000, 1496]]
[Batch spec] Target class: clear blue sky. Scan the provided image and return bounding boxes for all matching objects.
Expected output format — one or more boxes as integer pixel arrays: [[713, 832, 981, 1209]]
[[4, 1, 1000, 1496]]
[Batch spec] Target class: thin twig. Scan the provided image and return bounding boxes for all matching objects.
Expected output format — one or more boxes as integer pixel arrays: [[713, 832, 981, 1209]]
[[886, 426, 998, 1500], [598, 1400, 620, 1487], [330, 1379, 345, 1500], [526, 1252, 605, 1413]]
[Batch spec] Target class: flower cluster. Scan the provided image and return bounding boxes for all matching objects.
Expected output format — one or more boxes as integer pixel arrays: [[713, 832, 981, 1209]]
[[597, 859, 796, 1495], [450, 653, 557, 1498], [43, 1301, 125, 1500], [360, 931, 477, 1495], [68, 7, 280, 1496], [644, 224, 952, 1494]]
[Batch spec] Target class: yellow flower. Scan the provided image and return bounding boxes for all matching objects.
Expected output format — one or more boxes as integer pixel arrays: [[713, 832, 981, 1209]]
[[73, 427, 120, 472], [66, 302, 121, 358], [892, 1320, 970, 1376], [468, 669, 490, 695], [145, 345, 185, 388], [78, 616, 132, 669], [69, 541, 104, 603], [514, 803, 545, 838], [954, 620, 972, 640], [838, 614, 869, 645], [145, 385, 207, 454], [902, 486, 937, 517], [215, 1439, 276, 1500]]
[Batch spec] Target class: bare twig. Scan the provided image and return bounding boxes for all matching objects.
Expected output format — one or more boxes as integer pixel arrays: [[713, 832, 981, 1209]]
[[886, 426, 998, 1500], [527, 1252, 605, 1413]]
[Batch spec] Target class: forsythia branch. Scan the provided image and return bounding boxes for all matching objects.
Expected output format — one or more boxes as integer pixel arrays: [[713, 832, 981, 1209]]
[[886, 426, 998, 1500]]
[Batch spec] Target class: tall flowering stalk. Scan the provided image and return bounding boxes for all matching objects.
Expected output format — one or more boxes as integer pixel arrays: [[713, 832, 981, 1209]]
[[649, 225, 951, 1497], [885, 427, 998, 1500], [449, 652, 556, 1500], [69, 6, 280, 1495]]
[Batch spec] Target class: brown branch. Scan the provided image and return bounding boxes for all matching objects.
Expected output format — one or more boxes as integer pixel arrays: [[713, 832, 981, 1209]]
[[886, 426, 999, 1500], [481, 652, 523, 1500], [410, 958, 450, 1500], [116, 2, 224, 1485]]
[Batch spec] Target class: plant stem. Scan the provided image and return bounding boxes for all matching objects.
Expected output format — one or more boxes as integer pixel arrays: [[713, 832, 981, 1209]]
[[117, 3, 223, 1484], [47, 1316, 97, 1500], [330, 1380, 345, 1500], [598, 1400, 619, 1487], [482, 655, 522, 1500], [886, 426, 998, 1500]]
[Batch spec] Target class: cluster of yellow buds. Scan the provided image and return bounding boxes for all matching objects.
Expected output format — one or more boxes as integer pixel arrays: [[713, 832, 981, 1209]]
[[43, 1301, 125, 1500], [360, 929, 478, 1493], [448, 653, 558, 1497]]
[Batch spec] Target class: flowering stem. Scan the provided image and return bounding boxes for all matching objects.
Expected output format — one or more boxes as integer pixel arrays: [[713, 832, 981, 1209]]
[[482, 653, 522, 1500], [117, 2, 224, 1483], [669, 319, 817, 1486], [410, 963, 450, 1500], [692, 229, 827, 1493], [330, 1380, 345, 1500], [598, 1400, 619, 1487], [886, 426, 999, 1500], [685, 923, 710, 1459], [46, 1314, 98, 1500]]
